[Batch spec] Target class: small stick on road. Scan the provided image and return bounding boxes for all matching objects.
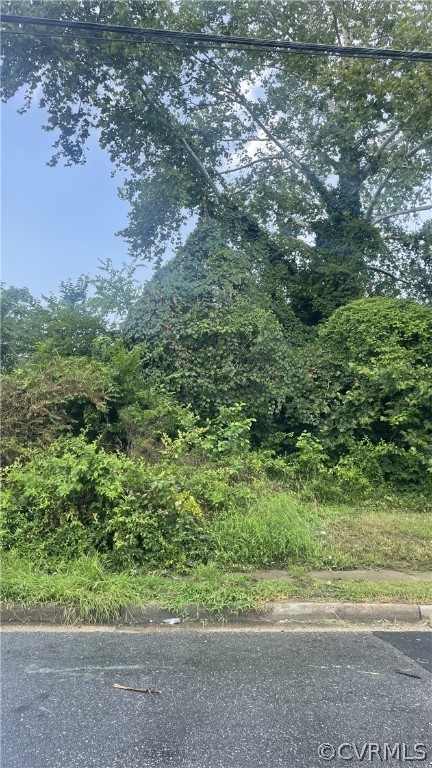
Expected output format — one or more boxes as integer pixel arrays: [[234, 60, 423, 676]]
[[394, 669, 422, 680], [114, 683, 161, 694]]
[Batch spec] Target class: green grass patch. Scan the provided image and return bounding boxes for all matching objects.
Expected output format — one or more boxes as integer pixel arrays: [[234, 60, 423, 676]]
[[316, 506, 432, 570], [2, 489, 431, 623], [205, 492, 322, 568], [2, 553, 431, 623], [0, 555, 299, 618], [1, 553, 147, 622], [305, 579, 432, 604]]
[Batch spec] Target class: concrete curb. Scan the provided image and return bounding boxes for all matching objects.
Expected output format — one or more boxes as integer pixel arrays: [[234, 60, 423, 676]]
[[0, 603, 101, 624], [262, 602, 421, 624], [1, 600, 429, 626], [419, 604, 432, 621]]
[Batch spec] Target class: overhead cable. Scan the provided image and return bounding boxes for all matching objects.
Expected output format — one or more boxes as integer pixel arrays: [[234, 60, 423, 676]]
[[1, 14, 432, 61]]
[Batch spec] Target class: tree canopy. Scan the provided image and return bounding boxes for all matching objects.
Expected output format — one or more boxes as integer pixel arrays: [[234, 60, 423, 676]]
[[2, 0, 431, 322]]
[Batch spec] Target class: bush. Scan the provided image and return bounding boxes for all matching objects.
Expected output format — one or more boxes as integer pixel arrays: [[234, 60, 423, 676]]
[[0, 342, 199, 465], [1, 437, 206, 568], [307, 298, 432, 491], [128, 289, 307, 437], [0, 356, 115, 465]]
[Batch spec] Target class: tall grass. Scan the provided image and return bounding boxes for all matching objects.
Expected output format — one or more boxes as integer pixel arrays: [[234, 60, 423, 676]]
[[0, 554, 294, 618], [3, 552, 431, 623], [1, 553, 145, 621], [206, 493, 321, 568]]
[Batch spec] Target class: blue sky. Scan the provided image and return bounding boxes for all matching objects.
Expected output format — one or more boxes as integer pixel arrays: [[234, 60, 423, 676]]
[[2, 96, 153, 297]]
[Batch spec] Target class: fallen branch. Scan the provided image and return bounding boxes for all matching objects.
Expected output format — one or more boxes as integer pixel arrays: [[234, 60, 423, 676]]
[[114, 683, 161, 694], [394, 669, 422, 680]]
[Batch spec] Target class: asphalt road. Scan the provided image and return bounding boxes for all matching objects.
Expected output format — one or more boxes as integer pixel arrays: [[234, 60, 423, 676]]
[[1, 629, 431, 768]]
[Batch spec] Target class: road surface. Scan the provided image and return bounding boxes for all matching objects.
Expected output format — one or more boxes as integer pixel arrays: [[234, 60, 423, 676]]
[[1, 628, 431, 767]]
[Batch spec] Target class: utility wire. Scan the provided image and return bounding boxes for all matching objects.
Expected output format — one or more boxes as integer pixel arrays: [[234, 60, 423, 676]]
[[2, 29, 288, 55], [1, 13, 432, 61]]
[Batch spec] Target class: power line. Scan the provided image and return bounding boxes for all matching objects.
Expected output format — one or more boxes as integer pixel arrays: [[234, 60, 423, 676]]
[[2, 29, 287, 55], [1, 13, 432, 62]]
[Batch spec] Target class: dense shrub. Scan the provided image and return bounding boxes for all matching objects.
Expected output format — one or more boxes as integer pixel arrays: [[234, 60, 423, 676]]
[[124, 225, 309, 439], [135, 298, 307, 432], [307, 298, 432, 491], [2, 271, 431, 564], [1, 437, 206, 568], [0, 342, 199, 464], [318, 297, 431, 366], [1, 356, 115, 465]]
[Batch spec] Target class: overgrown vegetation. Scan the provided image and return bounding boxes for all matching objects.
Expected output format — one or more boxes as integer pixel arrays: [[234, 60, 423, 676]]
[[1, 242, 431, 580], [1, 2, 431, 613], [2, 553, 431, 623]]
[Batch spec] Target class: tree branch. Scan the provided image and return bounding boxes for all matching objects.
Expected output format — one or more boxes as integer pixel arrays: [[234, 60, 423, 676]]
[[178, 137, 224, 199], [364, 133, 432, 220], [337, 15, 352, 46], [199, 52, 332, 208], [219, 154, 284, 174], [365, 131, 431, 180], [134, 82, 296, 273], [364, 265, 413, 287], [137, 83, 224, 199], [315, 146, 340, 172], [332, 10, 343, 46], [239, 101, 330, 203], [406, 134, 432, 158], [218, 137, 270, 143], [363, 124, 404, 174], [322, 1, 344, 46], [364, 168, 396, 221], [372, 204, 432, 224], [371, 132, 432, 164]]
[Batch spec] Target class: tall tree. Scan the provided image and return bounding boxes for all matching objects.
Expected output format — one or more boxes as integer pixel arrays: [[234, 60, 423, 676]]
[[0, 284, 46, 371], [2, 1, 431, 321]]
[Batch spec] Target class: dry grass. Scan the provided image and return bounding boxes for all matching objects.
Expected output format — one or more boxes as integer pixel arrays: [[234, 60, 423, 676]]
[[319, 509, 432, 571]]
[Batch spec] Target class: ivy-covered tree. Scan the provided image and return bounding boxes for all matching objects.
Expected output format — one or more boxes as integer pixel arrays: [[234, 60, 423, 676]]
[[2, 0, 431, 324], [126, 224, 309, 434]]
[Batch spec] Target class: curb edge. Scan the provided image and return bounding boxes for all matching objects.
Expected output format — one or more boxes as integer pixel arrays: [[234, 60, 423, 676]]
[[1, 601, 429, 626]]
